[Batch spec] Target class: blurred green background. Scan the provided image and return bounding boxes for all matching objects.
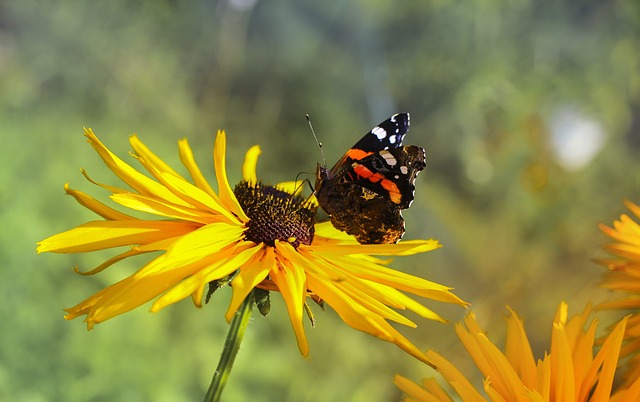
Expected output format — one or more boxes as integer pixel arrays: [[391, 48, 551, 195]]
[[3, 1, 640, 401]]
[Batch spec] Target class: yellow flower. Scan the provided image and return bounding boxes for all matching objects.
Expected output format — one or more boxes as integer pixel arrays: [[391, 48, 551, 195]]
[[37, 128, 467, 362], [597, 200, 640, 386], [395, 302, 640, 401]]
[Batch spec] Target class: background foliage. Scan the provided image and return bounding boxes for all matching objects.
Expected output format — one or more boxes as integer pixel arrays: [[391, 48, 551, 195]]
[[2, 1, 639, 401]]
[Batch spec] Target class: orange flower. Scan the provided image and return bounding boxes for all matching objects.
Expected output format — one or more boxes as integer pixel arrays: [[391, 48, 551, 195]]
[[395, 302, 640, 401], [597, 200, 640, 386]]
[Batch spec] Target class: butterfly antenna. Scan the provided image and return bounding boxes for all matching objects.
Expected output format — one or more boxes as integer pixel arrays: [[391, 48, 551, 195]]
[[294, 172, 312, 193], [307, 114, 326, 167]]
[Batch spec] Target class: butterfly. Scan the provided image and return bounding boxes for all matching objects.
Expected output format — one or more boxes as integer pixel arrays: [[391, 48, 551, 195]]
[[314, 113, 426, 244]]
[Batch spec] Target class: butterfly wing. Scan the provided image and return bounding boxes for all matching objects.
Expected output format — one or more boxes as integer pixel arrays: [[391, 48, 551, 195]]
[[323, 185, 406, 244], [328, 113, 410, 176]]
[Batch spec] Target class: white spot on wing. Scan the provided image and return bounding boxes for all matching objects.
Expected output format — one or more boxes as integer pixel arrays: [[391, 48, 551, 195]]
[[371, 126, 387, 140], [400, 166, 408, 175], [380, 151, 397, 166]]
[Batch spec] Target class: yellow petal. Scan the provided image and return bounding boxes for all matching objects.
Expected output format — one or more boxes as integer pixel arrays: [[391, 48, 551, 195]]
[[123, 148, 239, 225], [279, 242, 346, 282], [242, 145, 261, 184], [604, 243, 640, 262], [455, 314, 528, 402], [74, 247, 148, 275], [393, 374, 450, 402], [573, 319, 598, 399], [424, 350, 487, 402], [275, 181, 305, 196], [625, 200, 640, 219], [599, 223, 622, 242], [125, 224, 244, 284], [68, 226, 246, 326], [611, 216, 640, 241], [552, 301, 569, 325], [304, 249, 466, 305], [476, 335, 529, 401], [313, 221, 359, 242], [132, 236, 181, 252], [66, 258, 208, 327], [597, 298, 640, 310], [332, 280, 417, 327], [619, 214, 640, 237], [80, 168, 131, 195], [306, 239, 441, 256], [160, 172, 241, 224], [129, 134, 185, 179], [83, 128, 190, 206], [535, 353, 552, 400], [524, 391, 546, 402], [110, 193, 213, 224], [588, 316, 628, 401], [305, 268, 430, 363], [64, 184, 134, 220], [549, 322, 575, 402], [213, 130, 250, 222], [152, 242, 263, 311], [225, 246, 274, 321], [272, 241, 309, 357], [563, 303, 592, 354], [504, 307, 536, 389], [37, 220, 199, 254], [611, 372, 640, 401], [178, 138, 218, 199], [371, 284, 448, 322], [483, 382, 507, 402], [282, 243, 426, 325], [421, 377, 457, 402]]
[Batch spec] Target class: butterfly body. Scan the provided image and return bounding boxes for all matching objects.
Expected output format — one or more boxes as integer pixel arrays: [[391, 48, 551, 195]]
[[314, 113, 426, 244]]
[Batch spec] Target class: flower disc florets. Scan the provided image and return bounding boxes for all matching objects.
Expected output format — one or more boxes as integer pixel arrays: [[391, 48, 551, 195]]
[[234, 181, 317, 248]]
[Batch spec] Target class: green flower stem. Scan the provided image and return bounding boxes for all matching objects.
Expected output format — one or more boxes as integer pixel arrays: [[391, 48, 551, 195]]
[[204, 291, 254, 402]]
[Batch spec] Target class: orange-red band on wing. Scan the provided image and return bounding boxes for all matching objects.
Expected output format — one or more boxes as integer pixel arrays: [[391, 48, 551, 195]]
[[345, 149, 374, 160], [380, 179, 401, 204], [352, 164, 402, 204]]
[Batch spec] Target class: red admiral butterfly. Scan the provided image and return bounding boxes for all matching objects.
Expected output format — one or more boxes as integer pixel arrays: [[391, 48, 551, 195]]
[[314, 113, 426, 244]]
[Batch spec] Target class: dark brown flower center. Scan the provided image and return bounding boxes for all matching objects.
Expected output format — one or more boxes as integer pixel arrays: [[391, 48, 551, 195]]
[[233, 181, 317, 248]]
